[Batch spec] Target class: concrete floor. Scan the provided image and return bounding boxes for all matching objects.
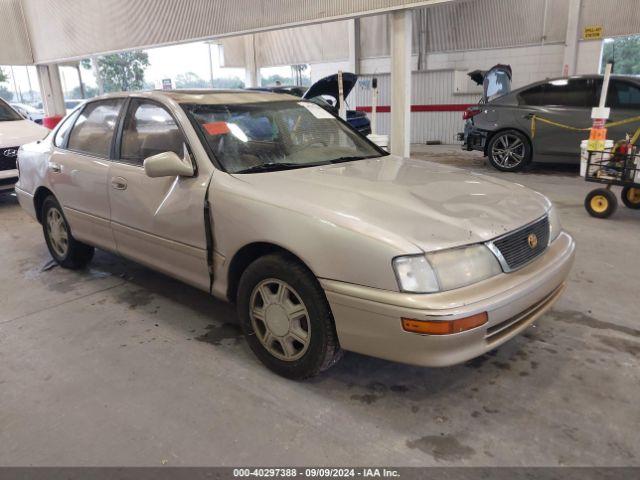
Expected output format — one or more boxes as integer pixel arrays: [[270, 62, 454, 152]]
[[1, 146, 639, 466]]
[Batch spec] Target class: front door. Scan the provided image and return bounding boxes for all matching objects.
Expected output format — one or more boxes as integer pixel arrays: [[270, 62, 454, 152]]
[[47, 99, 124, 251], [108, 98, 210, 291]]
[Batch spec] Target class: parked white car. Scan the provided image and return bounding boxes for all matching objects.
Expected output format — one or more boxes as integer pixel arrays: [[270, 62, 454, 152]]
[[0, 98, 49, 192], [15, 90, 575, 378], [10, 102, 45, 124]]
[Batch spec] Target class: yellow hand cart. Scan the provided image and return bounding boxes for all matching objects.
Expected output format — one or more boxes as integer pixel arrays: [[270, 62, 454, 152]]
[[584, 148, 640, 218]]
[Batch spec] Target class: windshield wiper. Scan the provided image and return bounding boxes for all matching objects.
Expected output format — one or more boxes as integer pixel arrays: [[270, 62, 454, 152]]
[[328, 155, 378, 164], [234, 163, 308, 174]]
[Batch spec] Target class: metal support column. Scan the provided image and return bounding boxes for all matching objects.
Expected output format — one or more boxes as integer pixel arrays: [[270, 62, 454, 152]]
[[562, 0, 582, 76], [244, 35, 259, 88], [390, 9, 412, 158], [36, 64, 66, 117]]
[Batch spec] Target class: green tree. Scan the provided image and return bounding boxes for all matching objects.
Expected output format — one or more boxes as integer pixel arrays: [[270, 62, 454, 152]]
[[601, 35, 640, 75], [175, 72, 209, 88], [212, 76, 245, 89], [0, 85, 13, 101], [0, 67, 7, 83], [82, 50, 150, 92]]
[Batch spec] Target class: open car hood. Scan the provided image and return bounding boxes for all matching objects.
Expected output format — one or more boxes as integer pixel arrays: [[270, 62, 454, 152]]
[[468, 64, 512, 103], [303, 73, 358, 108]]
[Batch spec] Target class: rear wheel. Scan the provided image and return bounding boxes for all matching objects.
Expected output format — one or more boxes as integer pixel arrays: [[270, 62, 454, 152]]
[[487, 130, 532, 172], [237, 253, 342, 379], [585, 188, 617, 218], [621, 186, 640, 209], [41, 195, 94, 269]]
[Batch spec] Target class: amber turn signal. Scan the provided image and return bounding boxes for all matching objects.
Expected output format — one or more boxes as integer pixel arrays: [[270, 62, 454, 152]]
[[401, 312, 488, 335]]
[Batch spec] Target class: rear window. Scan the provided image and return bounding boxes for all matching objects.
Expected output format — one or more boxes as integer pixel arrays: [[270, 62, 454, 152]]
[[67, 99, 124, 157]]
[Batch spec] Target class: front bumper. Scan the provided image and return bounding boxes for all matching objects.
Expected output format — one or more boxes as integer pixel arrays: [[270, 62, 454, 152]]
[[321, 232, 575, 367], [0, 169, 18, 192]]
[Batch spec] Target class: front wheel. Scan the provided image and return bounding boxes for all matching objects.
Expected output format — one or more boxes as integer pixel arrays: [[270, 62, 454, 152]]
[[621, 186, 640, 209], [584, 188, 618, 218], [41, 195, 94, 269], [487, 130, 532, 172], [237, 253, 342, 379]]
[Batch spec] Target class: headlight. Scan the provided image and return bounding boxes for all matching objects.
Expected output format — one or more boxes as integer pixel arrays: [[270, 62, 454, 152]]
[[392, 255, 439, 293], [393, 244, 502, 293], [548, 205, 562, 243]]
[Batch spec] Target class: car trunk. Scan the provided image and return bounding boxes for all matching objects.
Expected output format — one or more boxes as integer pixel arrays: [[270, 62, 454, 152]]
[[468, 64, 512, 103]]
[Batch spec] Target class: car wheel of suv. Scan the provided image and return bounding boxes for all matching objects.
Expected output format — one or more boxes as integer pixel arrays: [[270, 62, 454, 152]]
[[487, 130, 532, 172], [237, 253, 342, 379], [41, 195, 94, 269]]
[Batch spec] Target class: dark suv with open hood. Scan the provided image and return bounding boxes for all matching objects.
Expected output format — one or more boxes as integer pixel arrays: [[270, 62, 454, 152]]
[[459, 65, 640, 171], [248, 73, 371, 136]]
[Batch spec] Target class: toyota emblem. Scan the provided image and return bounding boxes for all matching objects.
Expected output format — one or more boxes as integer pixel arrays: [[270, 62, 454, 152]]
[[527, 233, 538, 249]]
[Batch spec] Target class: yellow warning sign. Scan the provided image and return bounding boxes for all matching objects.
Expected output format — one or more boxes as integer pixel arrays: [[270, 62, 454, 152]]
[[583, 25, 604, 40]]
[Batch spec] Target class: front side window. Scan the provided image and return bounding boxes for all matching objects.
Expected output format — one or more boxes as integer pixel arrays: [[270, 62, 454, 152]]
[[608, 80, 640, 109], [67, 99, 124, 157], [120, 100, 186, 165], [183, 100, 384, 174], [0, 98, 23, 122], [519, 79, 596, 108]]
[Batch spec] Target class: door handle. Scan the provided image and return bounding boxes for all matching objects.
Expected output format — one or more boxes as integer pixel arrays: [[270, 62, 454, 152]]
[[111, 177, 127, 190], [48, 162, 61, 173]]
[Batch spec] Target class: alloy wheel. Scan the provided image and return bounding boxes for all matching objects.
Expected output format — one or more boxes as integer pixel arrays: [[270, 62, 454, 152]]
[[250, 279, 311, 362], [46, 208, 69, 258], [491, 134, 526, 169]]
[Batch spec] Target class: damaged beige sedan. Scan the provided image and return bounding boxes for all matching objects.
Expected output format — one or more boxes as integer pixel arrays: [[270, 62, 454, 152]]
[[15, 90, 575, 379]]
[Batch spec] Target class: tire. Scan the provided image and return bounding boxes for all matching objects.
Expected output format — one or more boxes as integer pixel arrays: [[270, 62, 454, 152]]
[[621, 186, 640, 209], [487, 130, 532, 172], [237, 253, 342, 379], [41, 195, 94, 269], [584, 188, 618, 218]]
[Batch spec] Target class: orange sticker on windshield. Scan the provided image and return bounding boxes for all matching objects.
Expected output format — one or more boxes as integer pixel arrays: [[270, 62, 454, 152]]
[[203, 121, 230, 135]]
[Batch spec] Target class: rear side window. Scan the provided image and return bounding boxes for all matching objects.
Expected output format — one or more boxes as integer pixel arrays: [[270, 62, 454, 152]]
[[120, 100, 185, 166], [53, 111, 80, 148], [519, 79, 596, 108], [67, 99, 124, 157], [608, 81, 640, 109]]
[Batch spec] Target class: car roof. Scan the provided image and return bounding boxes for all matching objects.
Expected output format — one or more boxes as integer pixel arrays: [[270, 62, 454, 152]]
[[86, 89, 300, 105]]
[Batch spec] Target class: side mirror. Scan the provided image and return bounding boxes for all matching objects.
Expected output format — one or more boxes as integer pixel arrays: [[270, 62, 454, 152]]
[[143, 151, 194, 178]]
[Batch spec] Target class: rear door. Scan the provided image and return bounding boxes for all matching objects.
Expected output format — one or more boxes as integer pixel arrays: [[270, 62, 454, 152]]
[[516, 78, 597, 157], [108, 98, 210, 291], [48, 99, 124, 250]]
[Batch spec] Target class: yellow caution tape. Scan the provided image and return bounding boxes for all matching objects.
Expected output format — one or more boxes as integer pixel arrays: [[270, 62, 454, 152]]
[[530, 114, 640, 140]]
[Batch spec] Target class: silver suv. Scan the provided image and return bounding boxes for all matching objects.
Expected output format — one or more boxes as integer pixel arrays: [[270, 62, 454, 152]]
[[460, 68, 640, 171]]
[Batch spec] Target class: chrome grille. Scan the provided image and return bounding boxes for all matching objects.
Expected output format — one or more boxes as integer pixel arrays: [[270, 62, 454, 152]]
[[0, 147, 18, 172], [489, 216, 549, 272]]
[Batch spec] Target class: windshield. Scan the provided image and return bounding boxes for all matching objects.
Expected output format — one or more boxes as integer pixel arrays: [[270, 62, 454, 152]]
[[183, 100, 384, 173], [0, 99, 23, 121]]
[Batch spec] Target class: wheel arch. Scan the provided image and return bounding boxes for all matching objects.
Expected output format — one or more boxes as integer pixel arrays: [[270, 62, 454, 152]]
[[33, 186, 56, 224], [484, 127, 533, 157], [226, 242, 316, 303]]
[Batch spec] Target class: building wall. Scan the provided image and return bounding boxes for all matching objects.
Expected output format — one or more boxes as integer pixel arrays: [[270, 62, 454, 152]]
[[351, 42, 569, 144]]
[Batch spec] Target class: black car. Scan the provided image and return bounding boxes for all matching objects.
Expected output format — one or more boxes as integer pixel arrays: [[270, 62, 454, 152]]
[[248, 73, 371, 136]]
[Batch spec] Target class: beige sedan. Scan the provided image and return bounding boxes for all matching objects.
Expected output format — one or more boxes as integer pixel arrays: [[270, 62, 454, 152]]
[[15, 90, 575, 379]]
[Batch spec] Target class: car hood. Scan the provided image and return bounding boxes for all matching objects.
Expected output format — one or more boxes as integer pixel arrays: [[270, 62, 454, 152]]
[[232, 155, 550, 253], [0, 119, 49, 148]]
